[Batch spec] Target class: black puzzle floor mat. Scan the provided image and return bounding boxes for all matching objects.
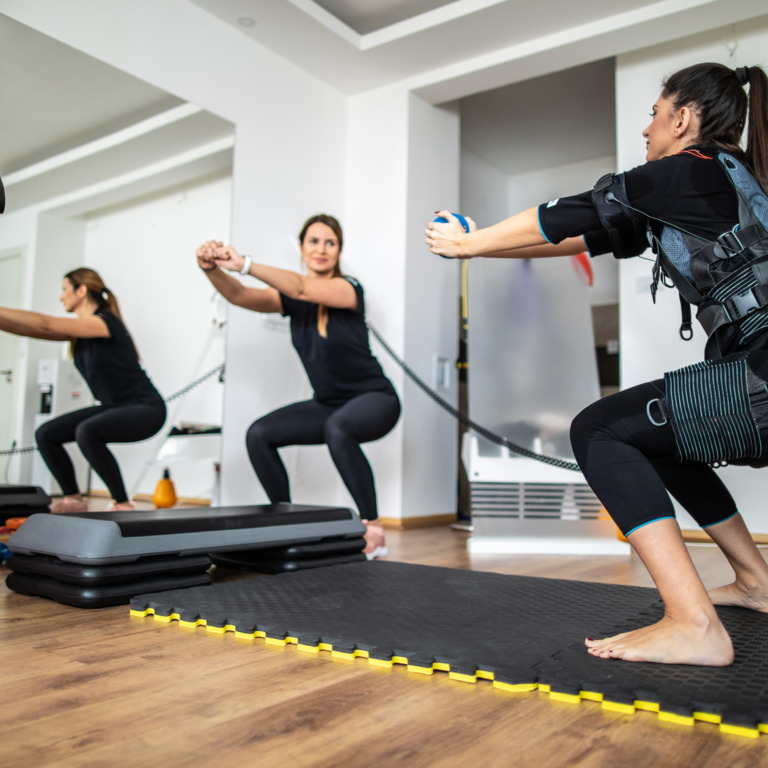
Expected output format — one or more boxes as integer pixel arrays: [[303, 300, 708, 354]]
[[129, 561, 768, 738]]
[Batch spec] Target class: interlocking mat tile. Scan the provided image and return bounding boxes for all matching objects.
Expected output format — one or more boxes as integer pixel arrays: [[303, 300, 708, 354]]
[[129, 561, 768, 738]]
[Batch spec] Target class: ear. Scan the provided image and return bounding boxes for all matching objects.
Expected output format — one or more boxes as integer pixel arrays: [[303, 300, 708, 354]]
[[675, 106, 695, 137], [75, 283, 89, 300]]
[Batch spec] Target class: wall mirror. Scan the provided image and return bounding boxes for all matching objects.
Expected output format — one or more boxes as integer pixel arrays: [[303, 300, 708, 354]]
[[0, 14, 234, 502]]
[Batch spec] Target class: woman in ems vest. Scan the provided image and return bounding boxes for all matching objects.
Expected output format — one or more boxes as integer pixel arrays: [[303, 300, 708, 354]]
[[427, 63, 768, 667], [196, 214, 400, 559], [0, 268, 166, 513]]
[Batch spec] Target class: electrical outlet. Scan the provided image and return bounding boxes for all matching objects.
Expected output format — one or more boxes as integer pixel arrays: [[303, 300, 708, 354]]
[[433, 355, 450, 390]]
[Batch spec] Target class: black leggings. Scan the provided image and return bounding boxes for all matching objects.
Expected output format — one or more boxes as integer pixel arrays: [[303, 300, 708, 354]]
[[35, 401, 166, 503], [570, 380, 741, 536], [245, 391, 401, 521]]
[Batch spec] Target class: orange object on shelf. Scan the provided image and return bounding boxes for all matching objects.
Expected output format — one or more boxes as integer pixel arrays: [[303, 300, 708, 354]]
[[5, 517, 28, 531]]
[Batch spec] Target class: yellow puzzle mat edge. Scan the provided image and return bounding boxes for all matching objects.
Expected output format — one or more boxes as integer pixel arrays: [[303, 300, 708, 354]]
[[130, 607, 766, 740]]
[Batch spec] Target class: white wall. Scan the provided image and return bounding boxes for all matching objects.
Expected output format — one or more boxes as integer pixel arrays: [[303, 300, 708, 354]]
[[461, 149, 510, 228], [20, 213, 85, 479], [82, 174, 232, 498], [342, 87, 462, 521], [343, 86, 408, 520], [616, 18, 768, 531], [403, 94, 462, 520], [0, 208, 39, 479]]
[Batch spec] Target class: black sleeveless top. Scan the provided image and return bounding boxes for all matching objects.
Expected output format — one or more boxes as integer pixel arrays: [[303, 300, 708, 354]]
[[280, 277, 396, 406], [73, 312, 163, 407]]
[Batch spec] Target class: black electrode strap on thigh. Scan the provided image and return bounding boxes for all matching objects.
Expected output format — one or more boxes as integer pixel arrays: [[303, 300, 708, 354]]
[[659, 357, 764, 466]]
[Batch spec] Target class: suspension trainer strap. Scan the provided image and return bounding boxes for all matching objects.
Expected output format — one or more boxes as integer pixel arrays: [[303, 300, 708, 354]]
[[367, 323, 580, 472]]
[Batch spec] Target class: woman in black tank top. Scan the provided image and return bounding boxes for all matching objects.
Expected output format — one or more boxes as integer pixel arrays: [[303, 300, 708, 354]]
[[0, 267, 165, 513], [197, 214, 399, 559]]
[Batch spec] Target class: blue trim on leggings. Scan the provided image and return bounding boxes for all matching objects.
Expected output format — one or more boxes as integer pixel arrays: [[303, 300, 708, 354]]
[[624, 515, 676, 537], [702, 510, 740, 528]]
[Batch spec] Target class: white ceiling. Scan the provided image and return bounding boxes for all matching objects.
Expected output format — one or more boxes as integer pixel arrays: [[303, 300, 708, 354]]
[[0, 14, 234, 215], [188, 0, 765, 99], [2, 0, 766, 213]]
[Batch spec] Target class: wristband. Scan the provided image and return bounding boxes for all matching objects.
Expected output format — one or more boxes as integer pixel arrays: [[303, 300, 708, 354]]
[[240, 256, 252, 275]]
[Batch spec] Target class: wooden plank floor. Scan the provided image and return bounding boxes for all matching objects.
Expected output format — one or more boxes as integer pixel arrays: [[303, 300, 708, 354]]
[[3, 512, 768, 767]]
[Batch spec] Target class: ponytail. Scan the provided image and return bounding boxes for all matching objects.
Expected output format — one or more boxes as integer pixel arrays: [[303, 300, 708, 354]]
[[64, 267, 139, 358], [743, 66, 768, 191], [662, 62, 768, 191]]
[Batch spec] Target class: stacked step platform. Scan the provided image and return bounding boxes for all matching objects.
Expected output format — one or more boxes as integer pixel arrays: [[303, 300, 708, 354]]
[[0, 484, 51, 526], [5, 503, 366, 608]]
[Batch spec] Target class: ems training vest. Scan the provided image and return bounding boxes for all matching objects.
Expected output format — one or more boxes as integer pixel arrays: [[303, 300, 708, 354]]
[[593, 153, 768, 360]]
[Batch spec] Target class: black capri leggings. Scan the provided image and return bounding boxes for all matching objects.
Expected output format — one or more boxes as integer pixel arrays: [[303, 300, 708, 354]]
[[570, 380, 741, 536], [245, 391, 401, 521], [35, 401, 167, 503]]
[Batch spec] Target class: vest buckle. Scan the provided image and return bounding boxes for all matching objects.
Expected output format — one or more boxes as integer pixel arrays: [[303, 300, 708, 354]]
[[718, 227, 745, 256]]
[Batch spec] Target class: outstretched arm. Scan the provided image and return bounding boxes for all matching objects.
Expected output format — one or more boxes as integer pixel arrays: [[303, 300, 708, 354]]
[[476, 236, 591, 259], [0, 307, 109, 341], [196, 240, 283, 313], [426, 208, 550, 259], [213, 245, 357, 310]]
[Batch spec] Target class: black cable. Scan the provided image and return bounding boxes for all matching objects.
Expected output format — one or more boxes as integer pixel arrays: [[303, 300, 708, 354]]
[[164, 363, 225, 403], [367, 323, 581, 472], [0, 444, 38, 457], [2, 335, 583, 474], [3, 439, 17, 481]]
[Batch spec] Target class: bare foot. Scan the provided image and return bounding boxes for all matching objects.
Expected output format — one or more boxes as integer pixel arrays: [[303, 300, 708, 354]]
[[708, 580, 768, 612], [51, 495, 88, 514], [107, 500, 136, 512], [585, 615, 734, 666]]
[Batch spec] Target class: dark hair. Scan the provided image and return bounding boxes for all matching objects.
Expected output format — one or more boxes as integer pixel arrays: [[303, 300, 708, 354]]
[[661, 62, 768, 190], [298, 214, 344, 338], [64, 267, 139, 358]]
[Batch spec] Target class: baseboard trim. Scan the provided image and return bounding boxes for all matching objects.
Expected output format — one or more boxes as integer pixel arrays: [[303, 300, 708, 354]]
[[682, 529, 768, 546], [379, 513, 458, 531]]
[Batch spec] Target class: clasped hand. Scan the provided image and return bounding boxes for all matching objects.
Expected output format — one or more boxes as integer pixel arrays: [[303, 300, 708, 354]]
[[196, 241, 245, 272]]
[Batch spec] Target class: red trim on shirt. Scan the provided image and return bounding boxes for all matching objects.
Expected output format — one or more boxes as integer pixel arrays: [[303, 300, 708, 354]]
[[678, 149, 713, 160]]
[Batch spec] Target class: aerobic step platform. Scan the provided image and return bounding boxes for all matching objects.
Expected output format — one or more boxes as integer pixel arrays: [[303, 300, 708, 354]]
[[0, 484, 50, 525], [130, 561, 768, 739], [6, 568, 212, 609], [210, 535, 366, 573], [7, 503, 365, 565]]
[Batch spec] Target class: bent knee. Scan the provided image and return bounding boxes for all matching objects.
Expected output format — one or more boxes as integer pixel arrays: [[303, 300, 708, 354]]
[[74, 422, 102, 447], [570, 402, 603, 453], [245, 420, 274, 449], [34, 422, 51, 443], [323, 420, 353, 448]]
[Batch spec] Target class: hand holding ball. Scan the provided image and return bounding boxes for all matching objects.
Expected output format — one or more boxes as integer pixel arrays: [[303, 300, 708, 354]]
[[431, 213, 470, 259], [434, 213, 470, 232]]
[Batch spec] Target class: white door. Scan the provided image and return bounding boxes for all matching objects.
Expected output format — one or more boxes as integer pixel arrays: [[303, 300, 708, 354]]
[[0, 250, 23, 469]]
